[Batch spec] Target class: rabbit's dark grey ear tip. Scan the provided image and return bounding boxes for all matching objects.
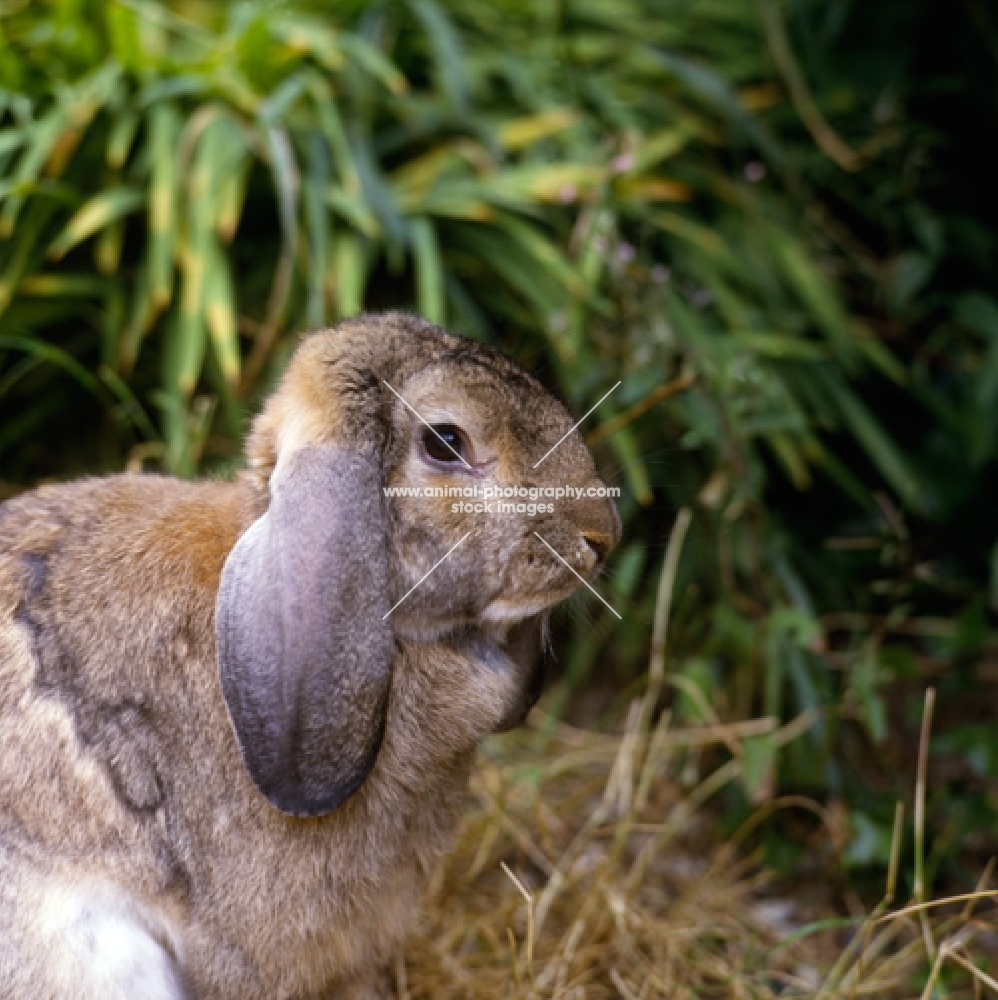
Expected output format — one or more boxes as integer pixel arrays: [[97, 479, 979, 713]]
[[253, 700, 389, 817], [259, 751, 379, 818], [266, 785, 358, 820]]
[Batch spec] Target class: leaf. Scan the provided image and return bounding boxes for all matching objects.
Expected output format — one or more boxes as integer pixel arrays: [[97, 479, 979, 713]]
[[105, 2, 144, 71], [851, 651, 888, 745], [609, 544, 645, 600], [822, 373, 926, 514], [410, 0, 469, 111], [0, 111, 67, 239], [647, 48, 785, 170], [390, 141, 478, 207], [607, 426, 653, 506], [118, 262, 155, 374], [493, 163, 607, 204], [270, 13, 344, 72], [177, 236, 208, 397], [204, 241, 239, 389], [45, 62, 122, 179], [0, 128, 27, 161], [742, 734, 777, 803], [339, 33, 408, 96], [260, 124, 299, 330], [769, 231, 857, 363], [738, 332, 827, 359], [104, 110, 142, 170], [304, 131, 330, 328], [843, 811, 895, 869], [0, 354, 43, 402], [497, 109, 578, 150], [326, 186, 380, 237], [96, 217, 125, 275], [616, 176, 693, 202], [496, 214, 593, 301], [0, 201, 54, 317], [631, 128, 692, 172], [98, 363, 159, 441], [0, 63, 121, 237], [48, 187, 145, 260], [410, 217, 445, 324], [18, 273, 108, 297], [306, 79, 362, 197], [766, 431, 811, 489], [331, 233, 368, 318], [349, 127, 405, 247], [146, 103, 180, 310], [653, 210, 726, 257], [0, 333, 106, 401], [460, 227, 568, 318], [259, 69, 314, 126], [887, 250, 935, 315], [216, 156, 251, 243]]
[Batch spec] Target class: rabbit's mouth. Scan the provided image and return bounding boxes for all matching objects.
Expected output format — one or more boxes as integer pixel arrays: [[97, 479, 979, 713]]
[[481, 586, 580, 623], [481, 531, 612, 622]]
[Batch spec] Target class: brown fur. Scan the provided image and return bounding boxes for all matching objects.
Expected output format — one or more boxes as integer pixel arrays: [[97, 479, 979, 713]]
[[0, 313, 618, 998]]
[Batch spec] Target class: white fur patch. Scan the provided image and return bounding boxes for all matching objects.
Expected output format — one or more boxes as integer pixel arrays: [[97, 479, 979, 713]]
[[36, 884, 187, 1000]]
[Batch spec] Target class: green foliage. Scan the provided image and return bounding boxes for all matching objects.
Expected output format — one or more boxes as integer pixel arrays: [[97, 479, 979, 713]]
[[2, 0, 998, 890]]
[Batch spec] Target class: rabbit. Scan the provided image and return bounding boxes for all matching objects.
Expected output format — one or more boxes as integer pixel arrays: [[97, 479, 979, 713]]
[[0, 311, 619, 999]]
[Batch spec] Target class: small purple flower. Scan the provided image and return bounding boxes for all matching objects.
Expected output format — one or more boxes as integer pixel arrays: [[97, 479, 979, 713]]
[[744, 161, 766, 183], [617, 242, 636, 263], [612, 152, 635, 173]]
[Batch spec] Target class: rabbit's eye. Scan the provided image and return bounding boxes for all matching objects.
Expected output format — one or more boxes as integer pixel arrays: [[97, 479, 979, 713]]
[[422, 424, 470, 464]]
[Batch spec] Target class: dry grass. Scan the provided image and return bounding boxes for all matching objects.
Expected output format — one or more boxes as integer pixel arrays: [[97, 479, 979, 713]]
[[400, 514, 998, 998], [400, 713, 998, 999]]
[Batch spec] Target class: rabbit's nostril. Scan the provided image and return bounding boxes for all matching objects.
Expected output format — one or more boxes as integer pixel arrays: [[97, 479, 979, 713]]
[[582, 532, 610, 565]]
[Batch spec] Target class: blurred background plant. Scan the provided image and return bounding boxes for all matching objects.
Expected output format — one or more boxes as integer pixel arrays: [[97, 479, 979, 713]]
[[2, 0, 998, 926]]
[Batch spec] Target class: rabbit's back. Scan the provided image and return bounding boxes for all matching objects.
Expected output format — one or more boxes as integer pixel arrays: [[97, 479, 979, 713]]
[[0, 475, 245, 845], [0, 475, 248, 832], [0, 476, 249, 997]]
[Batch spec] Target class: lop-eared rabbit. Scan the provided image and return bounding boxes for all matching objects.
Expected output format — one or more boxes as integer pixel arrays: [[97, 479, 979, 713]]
[[0, 313, 619, 998]]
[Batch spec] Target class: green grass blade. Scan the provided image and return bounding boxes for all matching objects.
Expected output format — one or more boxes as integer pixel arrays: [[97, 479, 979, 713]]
[[410, 216, 445, 324], [147, 103, 180, 311], [48, 187, 145, 260]]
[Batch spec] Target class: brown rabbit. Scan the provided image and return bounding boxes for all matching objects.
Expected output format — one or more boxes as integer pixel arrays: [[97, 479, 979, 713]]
[[0, 312, 619, 999]]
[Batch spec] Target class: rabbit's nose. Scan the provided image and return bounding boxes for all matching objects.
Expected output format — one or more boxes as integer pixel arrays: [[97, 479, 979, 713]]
[[581, 531, 612, 571]]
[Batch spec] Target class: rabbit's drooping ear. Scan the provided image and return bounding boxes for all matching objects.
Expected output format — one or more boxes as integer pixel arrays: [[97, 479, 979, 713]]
[[216, 444, 393, 817]]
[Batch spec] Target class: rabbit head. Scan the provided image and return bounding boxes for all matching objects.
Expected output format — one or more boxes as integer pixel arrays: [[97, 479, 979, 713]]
[[219, 312, 619, 819]]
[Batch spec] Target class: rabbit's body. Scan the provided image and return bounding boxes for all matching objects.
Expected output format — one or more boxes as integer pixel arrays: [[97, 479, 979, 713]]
[[0, 477, 497, 996], [0, 314, 618, 998]]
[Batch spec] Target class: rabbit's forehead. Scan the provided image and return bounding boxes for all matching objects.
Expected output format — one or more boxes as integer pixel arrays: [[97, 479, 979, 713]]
[[398, 363, 575, 439]]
